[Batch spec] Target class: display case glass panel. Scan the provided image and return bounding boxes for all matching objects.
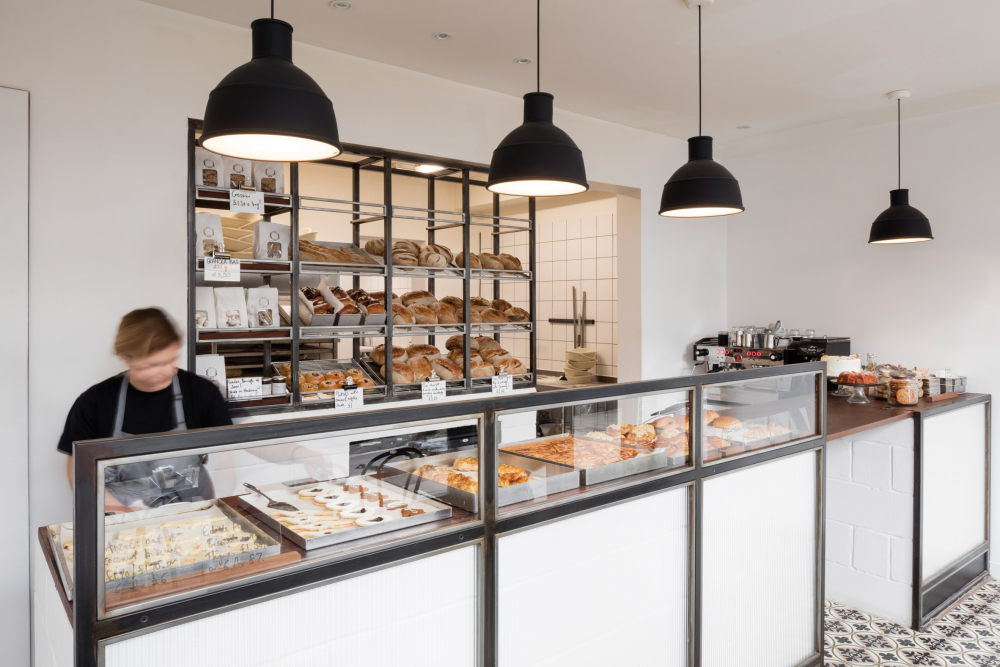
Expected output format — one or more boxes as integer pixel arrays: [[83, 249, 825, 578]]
[[702, 371, 821, 463], [86, 416, 481, 617], [495, 388, 691, 515]]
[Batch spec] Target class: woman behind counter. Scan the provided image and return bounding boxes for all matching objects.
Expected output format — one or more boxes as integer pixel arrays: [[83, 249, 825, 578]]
[[58, 308, 231, 512]]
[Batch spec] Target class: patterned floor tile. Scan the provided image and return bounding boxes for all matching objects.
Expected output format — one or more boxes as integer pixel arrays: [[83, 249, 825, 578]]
[[826, 578, 1000, 666]]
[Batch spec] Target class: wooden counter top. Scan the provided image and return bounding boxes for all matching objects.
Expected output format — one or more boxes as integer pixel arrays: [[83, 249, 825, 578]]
[[827, 391, 988, 441]]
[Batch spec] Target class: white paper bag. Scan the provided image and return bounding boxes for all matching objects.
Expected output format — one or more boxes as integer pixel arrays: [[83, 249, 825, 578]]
[[253, 221, 290, 260], [194, 148, 223, 188], [195, 354, 228, 398], [223, 156, 253, 190], [195, 212, 225, 257], [214, 287, 248, 328], [253, 161, 284, 194], [246, 286, 279, 328], [194, 287, 216, 328]]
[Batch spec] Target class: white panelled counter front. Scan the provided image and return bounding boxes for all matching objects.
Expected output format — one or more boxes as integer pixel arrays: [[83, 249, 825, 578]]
[[38, 365, 827, 666]]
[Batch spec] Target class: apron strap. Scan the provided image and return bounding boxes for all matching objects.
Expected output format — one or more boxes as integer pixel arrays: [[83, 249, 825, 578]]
[[112, 374, 187, 438]]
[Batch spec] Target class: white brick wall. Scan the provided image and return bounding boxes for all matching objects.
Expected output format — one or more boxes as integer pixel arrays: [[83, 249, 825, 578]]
[[825, 418, 915, 627]]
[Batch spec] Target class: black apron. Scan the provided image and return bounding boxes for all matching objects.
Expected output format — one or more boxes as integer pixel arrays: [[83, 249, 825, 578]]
[[103, 375, 213, 509]]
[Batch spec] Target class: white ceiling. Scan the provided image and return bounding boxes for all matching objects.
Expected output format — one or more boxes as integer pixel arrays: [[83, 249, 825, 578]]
[[148, 0, 1000, 141]]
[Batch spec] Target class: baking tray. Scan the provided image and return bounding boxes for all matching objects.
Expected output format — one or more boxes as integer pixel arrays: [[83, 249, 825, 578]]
[[501, 433, 672, 486], [274, 358, 386, 399], [380, 450, 580, 513], [238, 476, 452, 550], [51, 501, 281, 595]]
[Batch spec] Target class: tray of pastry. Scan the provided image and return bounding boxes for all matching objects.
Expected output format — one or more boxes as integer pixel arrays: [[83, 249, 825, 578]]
[[702, 412, 797, 447], [51, 500, 281, 594], [46, 522, 76, 600], [237, 477, 452, 550], [358, 354, 467, 394], [274, 359, 385, 399], [380, 450, 579, 513], [501, 432, 672, 486]]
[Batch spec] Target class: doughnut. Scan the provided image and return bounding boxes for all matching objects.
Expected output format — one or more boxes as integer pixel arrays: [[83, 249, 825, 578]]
[[324, 370, 345, 382], [345, 368, 364, 379], [300, 382, 319, 393], [303, 371, 324, 384], [319, 379, 341, 391]]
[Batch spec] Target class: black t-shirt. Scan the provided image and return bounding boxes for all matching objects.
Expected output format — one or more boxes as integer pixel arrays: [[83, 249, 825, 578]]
[[57, 369, 232, 454]]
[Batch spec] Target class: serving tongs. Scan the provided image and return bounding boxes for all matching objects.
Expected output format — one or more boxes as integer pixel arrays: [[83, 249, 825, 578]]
[[243, 482, 300, 512]]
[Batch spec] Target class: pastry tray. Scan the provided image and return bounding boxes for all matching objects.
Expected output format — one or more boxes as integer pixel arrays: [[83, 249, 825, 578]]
[[46, 522, 75, 601], [380, 450, 580, 513], [501, 433, 672, 486], [273, 358, 386, 399], [49, 500, 281, 595], [238, 476, 452, 550]]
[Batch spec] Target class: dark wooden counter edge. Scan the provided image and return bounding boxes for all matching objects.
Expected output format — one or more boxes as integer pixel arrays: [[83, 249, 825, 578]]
[[38, 526, 74, 626], [827, 392, 989, 441]]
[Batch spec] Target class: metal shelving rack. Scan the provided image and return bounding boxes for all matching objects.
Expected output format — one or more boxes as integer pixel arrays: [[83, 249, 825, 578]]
[[187, 119, 537, 414]]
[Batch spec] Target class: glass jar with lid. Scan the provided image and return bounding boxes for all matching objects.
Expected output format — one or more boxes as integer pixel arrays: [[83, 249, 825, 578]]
[[887, 374, 920, 406]]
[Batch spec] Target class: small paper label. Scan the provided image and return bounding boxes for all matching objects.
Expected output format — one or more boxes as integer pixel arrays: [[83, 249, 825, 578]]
[[421, 380, 447, 402], [492, 373, 514, 395], [334, 387, 364, 410], [205, 256, 241, 282], [227, 377, 263, 399], [230, 189, 264, 214]]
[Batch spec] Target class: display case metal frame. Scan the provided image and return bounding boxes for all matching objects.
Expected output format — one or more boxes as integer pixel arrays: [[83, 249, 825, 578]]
[[911, 394, 992, 629], [187, 118, 537, 415], [70, 363, 827, 667]]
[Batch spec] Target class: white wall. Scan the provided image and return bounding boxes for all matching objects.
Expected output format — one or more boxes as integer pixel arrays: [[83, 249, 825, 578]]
[[0, 85, 30, 667], [725, 102, 1000, 574], [1, 0, 725, 586]]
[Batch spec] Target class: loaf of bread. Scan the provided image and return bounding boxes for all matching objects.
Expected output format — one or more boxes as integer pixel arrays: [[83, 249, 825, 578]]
[[493, 358, 526, 375], [410, 303, 437, 324], [499, 253, 522, 270], [711, 415, 743, 431], [408, 356, 433, 382], [476, 336, 502, 352], [392, 303, 415, 325], [406, 344, 441, 361], [456, 252, 481, 269], [364, 239, 386, 257], [401, 290, 437, 307], [419, 248, 449, 268], [491, 298, 512, 313], [505, 307, 530, 322], [371, 344, 407, 366], [440, 296, 464, 313], [470, 361, 496, 378], [479, 253, 505, 270], [481, 308, 509, 323], [382, 361, 415, 384], [366, 302, 386, 316], [470, 296, 491, 310], [469, 309, 483, 323], [393, 239, 421, 256], [445, 334, 468, 351], [431, 301, 459, 324], [481, 346, 511, 363], [391, 250, 419, 266], [432, 357, 464, 380], [449, 348, 483, 365]]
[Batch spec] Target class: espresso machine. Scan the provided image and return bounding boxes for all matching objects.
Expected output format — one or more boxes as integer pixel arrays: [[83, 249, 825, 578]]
[[693, 321, 850, 372]]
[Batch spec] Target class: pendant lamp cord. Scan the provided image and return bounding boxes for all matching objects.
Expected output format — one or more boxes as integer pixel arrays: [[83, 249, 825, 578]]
[[698, 5, 703, 136], [271, 0, 274, 19], [896, 100, 903, 190], [536, 0, 541, 92]]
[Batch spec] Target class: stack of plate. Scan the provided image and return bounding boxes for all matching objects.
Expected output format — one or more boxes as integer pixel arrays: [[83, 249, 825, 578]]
[[564, 348, 597, 384]]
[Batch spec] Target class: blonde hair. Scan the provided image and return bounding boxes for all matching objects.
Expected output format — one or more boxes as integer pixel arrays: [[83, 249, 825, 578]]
[[114, 308, 181, 359]]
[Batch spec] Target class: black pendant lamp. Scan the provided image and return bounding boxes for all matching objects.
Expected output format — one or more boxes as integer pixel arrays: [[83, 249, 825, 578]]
[[868, 90, 933, 244], [659, 0, 743, 218], [201, 1, 341, 162], [487, 0, 588, 197]]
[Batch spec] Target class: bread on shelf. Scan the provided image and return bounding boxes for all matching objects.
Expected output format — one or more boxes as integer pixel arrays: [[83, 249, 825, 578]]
[[432, 358, 464, 380], [406, 344, 441, 361], [382, 361, 415, 384], [391, 304, 415, 325], [491, 298, 512, 313], [431, 301, 460, 324], [498, 253, 522, 270], [371, 344, 407, 366], [401, 290, 437, 307], [479, 253, 505, 270], [480, 308, 509, 323], [505, 307, 530, 322], [408, 356, 433, 382], [410, 303, 437, 324]]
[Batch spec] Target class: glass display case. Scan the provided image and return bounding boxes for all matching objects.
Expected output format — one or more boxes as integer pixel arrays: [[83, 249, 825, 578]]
[[54, 364, 826, 667]]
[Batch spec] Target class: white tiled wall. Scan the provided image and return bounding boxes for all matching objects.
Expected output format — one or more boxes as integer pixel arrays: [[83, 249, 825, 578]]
[[825, 419, 915, 626], [503, 208, 618, 377]]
